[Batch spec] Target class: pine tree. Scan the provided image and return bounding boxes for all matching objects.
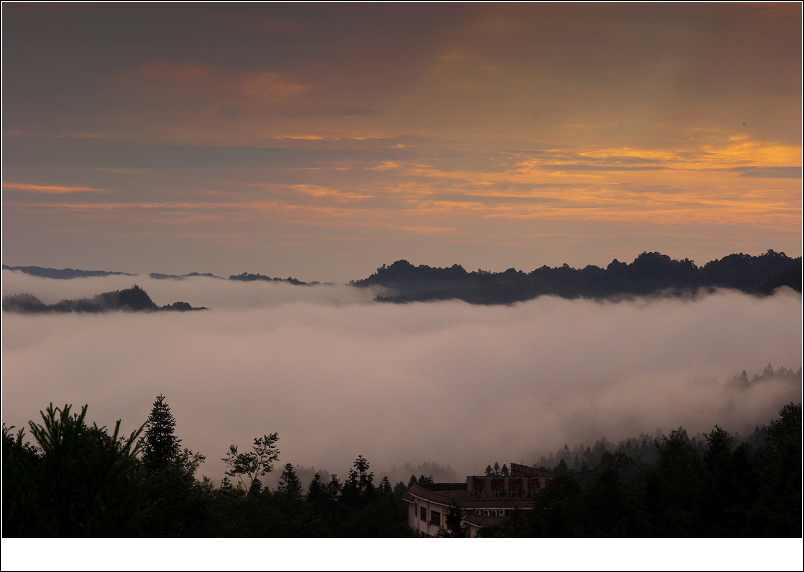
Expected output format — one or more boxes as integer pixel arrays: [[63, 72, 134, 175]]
[[307, 472, 325, 503], [142, 394, 181, 470], [278, 462, 303, 497]]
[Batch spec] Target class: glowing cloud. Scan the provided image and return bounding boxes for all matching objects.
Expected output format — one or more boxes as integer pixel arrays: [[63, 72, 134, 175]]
[[3, 183, 107, 194]]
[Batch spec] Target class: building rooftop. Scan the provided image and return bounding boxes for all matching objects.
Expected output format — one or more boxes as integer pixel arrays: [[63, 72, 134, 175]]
[[405, 484, 535, 509]]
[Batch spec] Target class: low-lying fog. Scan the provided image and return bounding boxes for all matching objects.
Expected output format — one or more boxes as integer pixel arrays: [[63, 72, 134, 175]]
[[2, 270, 801, 484]]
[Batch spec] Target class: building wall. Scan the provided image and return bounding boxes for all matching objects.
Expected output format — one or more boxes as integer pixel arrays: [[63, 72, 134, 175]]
[[408, 494, 449, 537]]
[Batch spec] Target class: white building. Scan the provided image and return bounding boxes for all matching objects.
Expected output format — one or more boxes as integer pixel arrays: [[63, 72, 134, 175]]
[[402, 463, 555, 537]]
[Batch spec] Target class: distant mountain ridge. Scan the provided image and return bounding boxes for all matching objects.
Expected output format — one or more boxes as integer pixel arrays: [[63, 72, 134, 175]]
[[150, 272, 224, 280], [2, 265, 135, 279], [352, 250, 802, 304], [4, 250, 801, 305], [228, 272, 313, 285], [2, 285, 207, 314]]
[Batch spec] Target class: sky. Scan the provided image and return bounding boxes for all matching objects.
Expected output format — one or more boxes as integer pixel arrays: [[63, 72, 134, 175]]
[[2, 3, 802, 283]]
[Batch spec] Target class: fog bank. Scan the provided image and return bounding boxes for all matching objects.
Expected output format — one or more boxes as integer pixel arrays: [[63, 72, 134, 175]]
[[2, 274, 801, 482]]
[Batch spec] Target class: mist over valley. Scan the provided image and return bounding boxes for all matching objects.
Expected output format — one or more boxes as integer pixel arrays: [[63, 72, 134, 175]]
[[3, 261, 800, 484]]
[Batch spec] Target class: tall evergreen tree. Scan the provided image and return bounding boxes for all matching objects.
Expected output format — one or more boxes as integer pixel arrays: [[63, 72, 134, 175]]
[[142, 394, 181, 470], [379, 476, 393, 496], [278, 463, 303, 497]]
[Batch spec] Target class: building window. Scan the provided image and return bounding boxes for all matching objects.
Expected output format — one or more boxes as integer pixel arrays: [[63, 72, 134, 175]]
[[420, 506, 426, 521], [430, 510, 441, 527], [490, 510, 497, 517], [498, 509, 505, 516], [483, 510, 489, 516], [475, 510, 482, 516]]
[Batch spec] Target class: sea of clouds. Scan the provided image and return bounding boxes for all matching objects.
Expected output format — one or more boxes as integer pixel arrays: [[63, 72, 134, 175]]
[[2, 269, 801, 483]]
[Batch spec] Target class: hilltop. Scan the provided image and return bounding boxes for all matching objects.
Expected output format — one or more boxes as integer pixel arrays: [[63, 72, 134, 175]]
[[2, 265, 135, 279], [4, 250, 801, 305], [2, 285, 207, 314], [351, 250, 801, 304]]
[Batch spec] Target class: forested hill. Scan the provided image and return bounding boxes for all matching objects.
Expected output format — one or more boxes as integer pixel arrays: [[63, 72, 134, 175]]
[[228, 272, 314, 285], [2, 285, 207, 314], [4, 250, 802, 304], [2, 265, 135, 279], [352, 250, 802, 304]]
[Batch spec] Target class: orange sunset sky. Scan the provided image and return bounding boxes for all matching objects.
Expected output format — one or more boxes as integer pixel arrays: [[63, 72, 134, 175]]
[[2, 3, 801, 282]]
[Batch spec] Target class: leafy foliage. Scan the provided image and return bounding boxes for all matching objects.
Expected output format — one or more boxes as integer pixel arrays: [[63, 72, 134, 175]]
[[2, 404, 150, 536], [222, 433, 280, 492]]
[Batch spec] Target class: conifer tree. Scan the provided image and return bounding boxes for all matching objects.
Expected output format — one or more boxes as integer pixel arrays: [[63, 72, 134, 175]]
[[142, 394, 181, 470], [278, 463, 303, 497], [379, 476, 393, 496]]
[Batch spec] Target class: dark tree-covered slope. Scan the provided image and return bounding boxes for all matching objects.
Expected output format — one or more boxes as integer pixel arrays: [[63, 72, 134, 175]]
[[4, 250, 801, 305], [2, 285, 207, 314], [2, 265, 135, 279], [150, 272, 223, 280], [352, 250, 802, 304], [228, 273, 313, 285]]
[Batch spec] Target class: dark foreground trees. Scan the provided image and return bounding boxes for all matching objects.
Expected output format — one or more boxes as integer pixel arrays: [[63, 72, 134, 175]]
[[140, 394, 207, 536], [2, 404, 150, 536], [2, 395, 413, 537], [3, 398, 799, 537], [479, 402, 802, 538]]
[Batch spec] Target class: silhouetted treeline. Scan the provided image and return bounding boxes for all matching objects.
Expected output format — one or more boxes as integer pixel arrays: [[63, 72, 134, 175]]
[[150, 272, 222, 280], [2, 396, 412, 537], [353, 250, 802, 304], [535, 365, 801, 471], [479, 402, 802, 538], [5, 250, 801, 304], [2, 264, 135, 279], [2, 285, 207, 314], [228, 273, 315, 285], [4, 394, 800, 537]]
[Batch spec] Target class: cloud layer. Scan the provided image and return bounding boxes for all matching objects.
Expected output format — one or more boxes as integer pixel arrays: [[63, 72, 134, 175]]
[[2, 275, 800, 482]]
